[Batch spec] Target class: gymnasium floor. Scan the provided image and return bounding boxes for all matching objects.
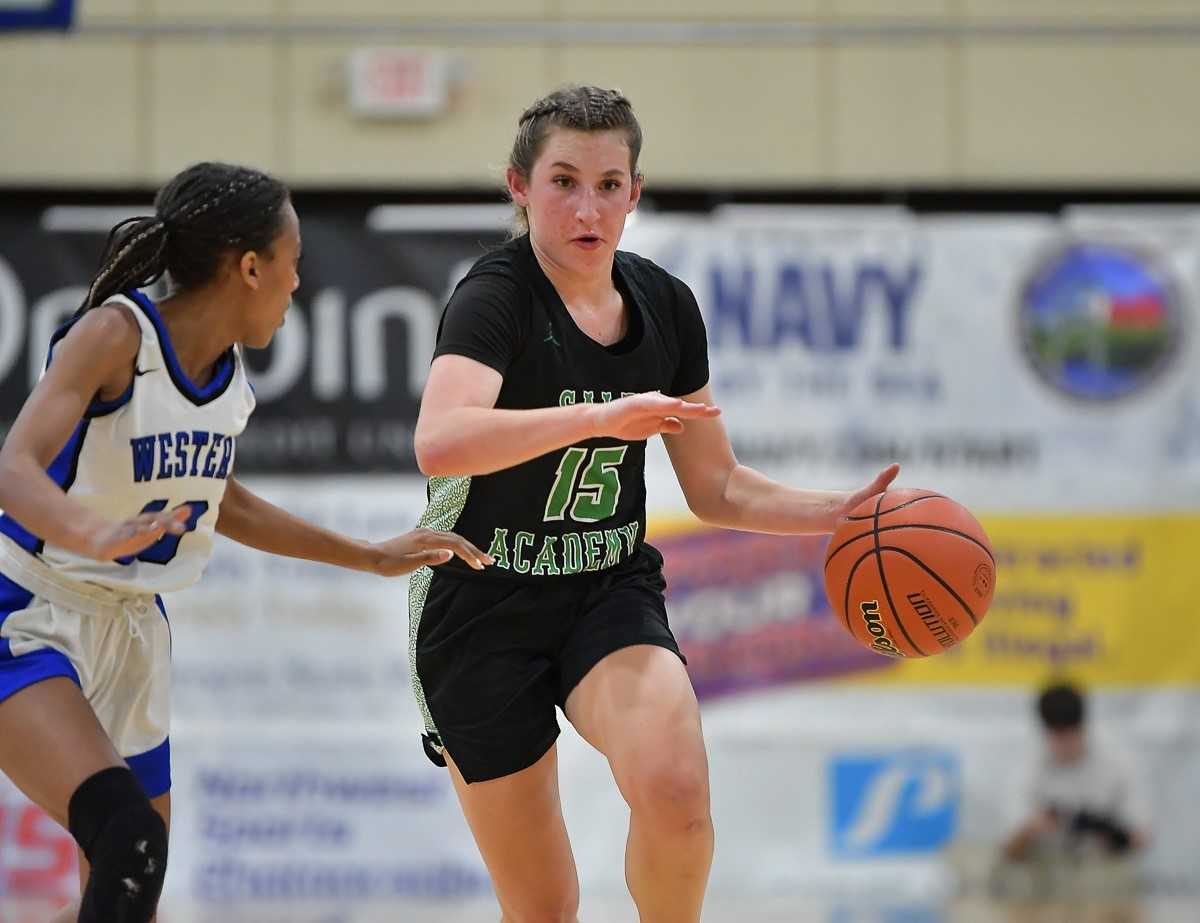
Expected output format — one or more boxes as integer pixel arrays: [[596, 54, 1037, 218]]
[[3, 896, 1200, 923]]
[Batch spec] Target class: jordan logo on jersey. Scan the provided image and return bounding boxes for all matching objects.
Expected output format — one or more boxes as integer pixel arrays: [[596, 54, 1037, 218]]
[[130, 431, 235, 482]]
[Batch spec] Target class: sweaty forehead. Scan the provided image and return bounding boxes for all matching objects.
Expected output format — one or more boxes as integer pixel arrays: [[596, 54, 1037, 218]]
[[536, 128, 632, 174]]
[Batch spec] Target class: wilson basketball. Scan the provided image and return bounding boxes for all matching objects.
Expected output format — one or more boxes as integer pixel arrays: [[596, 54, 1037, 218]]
[[823, 488, 996, 658]]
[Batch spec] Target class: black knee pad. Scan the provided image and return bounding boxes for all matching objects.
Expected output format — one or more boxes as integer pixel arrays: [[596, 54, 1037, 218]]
[[68, 767, 168, 923]]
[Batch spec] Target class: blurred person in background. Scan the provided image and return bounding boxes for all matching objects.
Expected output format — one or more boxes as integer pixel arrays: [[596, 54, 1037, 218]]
[[0, 161, 487, 923], [1003, 681, 1151, 873]]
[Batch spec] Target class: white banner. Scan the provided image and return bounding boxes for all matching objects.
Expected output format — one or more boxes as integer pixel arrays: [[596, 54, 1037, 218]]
[[624, 210, 1200, 514]]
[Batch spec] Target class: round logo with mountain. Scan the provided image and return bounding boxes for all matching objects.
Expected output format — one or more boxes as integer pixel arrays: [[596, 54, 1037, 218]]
[[1019, 241, 1183, 401]]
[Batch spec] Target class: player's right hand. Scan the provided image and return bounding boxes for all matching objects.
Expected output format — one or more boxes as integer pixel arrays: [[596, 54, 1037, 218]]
[[588, 391, 721, 441], [84, 506, 191, 561], [367, 528, 494, 575]]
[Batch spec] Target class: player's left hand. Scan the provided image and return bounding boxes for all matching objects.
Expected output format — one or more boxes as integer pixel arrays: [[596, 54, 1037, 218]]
[[367, 528, 494, 576], [830, 464, 901, 526]]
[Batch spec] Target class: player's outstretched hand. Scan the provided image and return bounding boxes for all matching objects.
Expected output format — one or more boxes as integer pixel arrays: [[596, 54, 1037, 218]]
[[830, 464, 902, 524], [368, 528, 494, 576], [88, 505, 191, 561], [589, 391, 721, 441]]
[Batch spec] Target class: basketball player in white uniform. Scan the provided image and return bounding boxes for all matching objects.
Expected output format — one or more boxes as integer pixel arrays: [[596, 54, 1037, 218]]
[[0, 162, 489, 923]]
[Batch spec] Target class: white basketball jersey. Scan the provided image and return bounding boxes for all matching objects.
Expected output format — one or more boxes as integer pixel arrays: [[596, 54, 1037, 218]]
[[0, 290, 256, 593]]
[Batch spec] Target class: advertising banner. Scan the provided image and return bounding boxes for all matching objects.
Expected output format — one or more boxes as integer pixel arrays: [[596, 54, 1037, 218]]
[[1, 203, 1199, 903], [4, 201, 1199, 502], [0, 202, 508, 473], [625, 210, 1200, 515]]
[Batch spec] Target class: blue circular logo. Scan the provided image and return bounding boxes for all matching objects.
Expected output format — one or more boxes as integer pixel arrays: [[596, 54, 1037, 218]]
[[1019, 241, 1183, 401]]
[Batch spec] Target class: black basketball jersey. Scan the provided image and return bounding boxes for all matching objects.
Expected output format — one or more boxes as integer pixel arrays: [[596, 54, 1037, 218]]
[[416, 233, 709, 582]]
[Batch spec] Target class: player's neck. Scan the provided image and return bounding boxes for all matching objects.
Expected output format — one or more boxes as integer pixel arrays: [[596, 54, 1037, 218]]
[[529, 236, 616, 307], [156, 286, 241, 386]]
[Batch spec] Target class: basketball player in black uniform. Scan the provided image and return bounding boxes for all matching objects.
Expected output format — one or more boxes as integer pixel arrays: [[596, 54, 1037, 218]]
[[410, 86, 899, 923]]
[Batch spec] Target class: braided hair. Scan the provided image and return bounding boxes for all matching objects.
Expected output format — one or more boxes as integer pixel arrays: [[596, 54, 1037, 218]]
[[78, 162, 289, 315], [508, 85, 643, 235]]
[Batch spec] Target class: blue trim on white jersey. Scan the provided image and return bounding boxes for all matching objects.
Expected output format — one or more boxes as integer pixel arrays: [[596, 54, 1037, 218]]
[[0, 572, 80, 706], [44, 317, 72, 364], [46, 420, 89, 487], [0, 512, 39, 555], [125, 290, 235, 406], [0, 420, 90, 554], [126, 737, 172, 798], [45, 313, 136, 417], [85, 382, 134, 417], [1, 308, 133, 553], [0, 571, 34, 661], [0, 647, 81, 705]]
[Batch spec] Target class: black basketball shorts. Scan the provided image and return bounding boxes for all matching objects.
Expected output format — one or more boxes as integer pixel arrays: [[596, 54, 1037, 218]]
[[409, 544, 685, 783]]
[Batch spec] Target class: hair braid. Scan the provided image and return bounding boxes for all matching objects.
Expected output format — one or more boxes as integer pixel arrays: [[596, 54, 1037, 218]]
[[79, 216, 169, 315], [77, 162, 289, 315]]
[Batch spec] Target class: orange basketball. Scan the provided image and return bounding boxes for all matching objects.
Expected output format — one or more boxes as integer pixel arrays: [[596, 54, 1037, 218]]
[[823, 488, 996, 659]]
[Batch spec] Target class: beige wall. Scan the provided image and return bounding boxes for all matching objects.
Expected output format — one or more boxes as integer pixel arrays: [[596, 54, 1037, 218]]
[[3, 0, 1200, 187]]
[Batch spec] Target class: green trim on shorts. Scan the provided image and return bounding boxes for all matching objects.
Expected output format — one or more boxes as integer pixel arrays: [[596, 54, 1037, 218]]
[[408, 475, 471, 741]]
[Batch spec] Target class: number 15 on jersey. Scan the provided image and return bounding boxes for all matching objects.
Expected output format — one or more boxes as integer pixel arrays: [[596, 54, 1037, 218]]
[[543, 446, 628, 524]]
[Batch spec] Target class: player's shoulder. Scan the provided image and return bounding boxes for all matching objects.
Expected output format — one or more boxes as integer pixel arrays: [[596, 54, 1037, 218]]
[[57, 301, 142, 365], [461, 235, 531, 288], [615, 247, 667, 282], [616, 248, 697, 325], [616, 248, 690, 296], [442, 241, 527, 323]]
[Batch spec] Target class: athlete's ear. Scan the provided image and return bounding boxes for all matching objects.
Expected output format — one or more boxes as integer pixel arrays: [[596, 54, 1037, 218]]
[[239, 251, 261, 290], [628, 172, 643, 214], [506, 166, 530, 207]]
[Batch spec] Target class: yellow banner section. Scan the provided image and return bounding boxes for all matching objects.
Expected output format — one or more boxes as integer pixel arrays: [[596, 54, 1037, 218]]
[[648, 514, 1200, 687]]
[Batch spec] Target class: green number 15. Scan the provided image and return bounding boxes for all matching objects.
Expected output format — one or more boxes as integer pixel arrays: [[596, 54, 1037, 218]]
[[543, 446, 628, 523]]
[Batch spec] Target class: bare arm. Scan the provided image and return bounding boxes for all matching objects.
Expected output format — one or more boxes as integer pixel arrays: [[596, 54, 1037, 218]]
[[0, 306, 189, 560], [216, 477, 492, 574], [414, 354, 720, 477], [1003, 810, 1058, 862], [663, 383, 899, 534]]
